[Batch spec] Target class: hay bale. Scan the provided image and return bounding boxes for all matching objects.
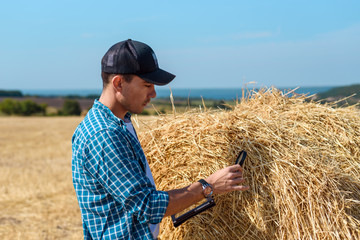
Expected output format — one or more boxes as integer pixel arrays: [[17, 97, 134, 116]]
[[139, 88, 360, 240]]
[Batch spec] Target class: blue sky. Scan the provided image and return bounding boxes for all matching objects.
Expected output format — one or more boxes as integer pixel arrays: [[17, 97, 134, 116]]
[[0, 1, 359, 91]]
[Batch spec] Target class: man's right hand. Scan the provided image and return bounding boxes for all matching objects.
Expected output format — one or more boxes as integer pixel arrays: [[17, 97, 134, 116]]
[[206, 165, 249, 195]]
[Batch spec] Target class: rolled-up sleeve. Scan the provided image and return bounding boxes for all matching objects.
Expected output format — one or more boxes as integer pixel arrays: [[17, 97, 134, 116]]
[[83, 129, 169, 224]]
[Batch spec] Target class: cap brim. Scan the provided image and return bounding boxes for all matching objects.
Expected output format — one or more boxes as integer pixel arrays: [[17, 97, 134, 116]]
[[137, 68, 175, 86]]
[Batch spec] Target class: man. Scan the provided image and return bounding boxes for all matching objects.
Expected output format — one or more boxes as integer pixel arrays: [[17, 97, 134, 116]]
[[72, 39, 249, 239]]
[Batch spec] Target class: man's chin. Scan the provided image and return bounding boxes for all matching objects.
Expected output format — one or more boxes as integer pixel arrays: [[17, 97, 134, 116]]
[[133, 107, 145, 114]]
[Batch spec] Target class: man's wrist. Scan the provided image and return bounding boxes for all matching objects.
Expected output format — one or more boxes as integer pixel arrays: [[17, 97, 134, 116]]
[[198, 179, 213, 198]]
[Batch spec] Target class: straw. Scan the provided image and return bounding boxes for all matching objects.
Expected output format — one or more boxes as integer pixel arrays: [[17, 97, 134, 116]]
[[139, 88, 360, 240]]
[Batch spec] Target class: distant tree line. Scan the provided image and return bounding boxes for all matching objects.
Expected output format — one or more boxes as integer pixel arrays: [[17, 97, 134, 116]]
[[58, 99, 82, 116], [1, 84, 358, 116], [0, 89, 100, 99], [0, 99, 47, 116], [315, 84, 359, 106], [0, 90, 23, 97], [0, 98, 82, 116], [316, 84, 360, 99]]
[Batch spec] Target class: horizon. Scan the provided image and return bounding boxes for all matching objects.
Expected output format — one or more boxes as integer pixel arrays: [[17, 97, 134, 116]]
[[0, 84, 350, 96], [0, 85, 338, 100], [5, 83, 355, 92]]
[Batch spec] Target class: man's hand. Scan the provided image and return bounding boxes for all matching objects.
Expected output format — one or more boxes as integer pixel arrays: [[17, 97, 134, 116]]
[[205, 165, 249, 195]]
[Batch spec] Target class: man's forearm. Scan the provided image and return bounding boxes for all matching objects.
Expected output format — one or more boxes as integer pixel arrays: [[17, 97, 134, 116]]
[[163, 165, 249, 218], [164, 182, 204, 217]]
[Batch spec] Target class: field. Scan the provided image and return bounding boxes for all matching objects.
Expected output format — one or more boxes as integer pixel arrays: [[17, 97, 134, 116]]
[[1, 88, 359, 239], [0, 116, 156, 240]]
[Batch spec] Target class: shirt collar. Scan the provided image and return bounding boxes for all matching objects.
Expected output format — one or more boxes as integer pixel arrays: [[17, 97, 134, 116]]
[[93, 99, 132, 126], [124, 112, 132, 123]]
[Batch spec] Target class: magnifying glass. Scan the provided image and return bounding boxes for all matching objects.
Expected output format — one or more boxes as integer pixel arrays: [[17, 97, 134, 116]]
[[171, 150, 247, 228]]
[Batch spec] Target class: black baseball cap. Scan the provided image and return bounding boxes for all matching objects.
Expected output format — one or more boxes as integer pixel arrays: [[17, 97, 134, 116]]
[[101, 39, 175, 86]]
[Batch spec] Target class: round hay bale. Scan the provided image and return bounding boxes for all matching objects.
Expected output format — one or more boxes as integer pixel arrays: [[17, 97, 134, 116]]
[[139, 88, 360, 240]]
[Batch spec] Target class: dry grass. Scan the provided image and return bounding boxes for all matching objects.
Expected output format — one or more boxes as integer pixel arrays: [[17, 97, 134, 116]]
[[139, 88, 360, 240], [0, 117, 83, 240], [0, 115, 155, 240], [1, 88, 359, 240]]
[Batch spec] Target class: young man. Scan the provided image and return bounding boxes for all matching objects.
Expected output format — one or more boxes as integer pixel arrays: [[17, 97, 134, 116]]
[[72, 39, 249, 239]]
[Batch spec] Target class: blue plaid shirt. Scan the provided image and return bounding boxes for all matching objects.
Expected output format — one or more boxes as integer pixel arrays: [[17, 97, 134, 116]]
[[72, 100, 169, 239]]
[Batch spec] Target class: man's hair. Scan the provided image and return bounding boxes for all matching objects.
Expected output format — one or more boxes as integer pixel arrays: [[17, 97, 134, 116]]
[[101, 72, 134, 88]]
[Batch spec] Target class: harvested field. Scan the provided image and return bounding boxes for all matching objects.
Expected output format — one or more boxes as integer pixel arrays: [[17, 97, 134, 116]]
[[1, 88, 359, 240], [139, 88, 360, 240], [0, 116, 84, 239], [0, 115, 157, 239]]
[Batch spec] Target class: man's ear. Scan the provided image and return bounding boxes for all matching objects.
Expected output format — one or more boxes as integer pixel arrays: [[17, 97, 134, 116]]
[[111, 75, 123, 92]]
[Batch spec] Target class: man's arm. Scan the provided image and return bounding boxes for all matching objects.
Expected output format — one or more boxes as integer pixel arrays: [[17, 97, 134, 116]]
[[83, 130, 169, 224], [164, 164, 249, 217]]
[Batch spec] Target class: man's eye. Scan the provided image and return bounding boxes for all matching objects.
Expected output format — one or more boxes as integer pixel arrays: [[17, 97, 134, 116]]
[[145, 85, 152, 88]]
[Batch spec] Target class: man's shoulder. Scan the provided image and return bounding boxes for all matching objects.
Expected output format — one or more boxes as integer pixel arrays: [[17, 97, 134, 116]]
[[72, 103, 130, 152], [79, 107, 118, 136]]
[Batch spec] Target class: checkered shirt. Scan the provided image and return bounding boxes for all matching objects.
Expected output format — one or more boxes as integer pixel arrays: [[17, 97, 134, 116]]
[[72, 99, 169, 239]]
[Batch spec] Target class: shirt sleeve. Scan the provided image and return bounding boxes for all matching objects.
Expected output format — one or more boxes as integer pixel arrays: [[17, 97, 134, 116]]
[[82, 129, 169, 225]]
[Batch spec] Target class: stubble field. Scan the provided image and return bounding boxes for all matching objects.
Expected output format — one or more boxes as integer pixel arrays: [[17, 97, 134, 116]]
[[0, 116, 156, 240], [1, 89, 359, 240]]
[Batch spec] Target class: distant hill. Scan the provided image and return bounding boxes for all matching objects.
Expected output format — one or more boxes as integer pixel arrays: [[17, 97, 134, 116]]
[[315, 84, 359, 105], [317, 84, 360, 98], [0, 90, 23, 97]]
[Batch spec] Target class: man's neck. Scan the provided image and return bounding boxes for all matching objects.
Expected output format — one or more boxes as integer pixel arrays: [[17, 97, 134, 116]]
[[99, 91, 127, 120]]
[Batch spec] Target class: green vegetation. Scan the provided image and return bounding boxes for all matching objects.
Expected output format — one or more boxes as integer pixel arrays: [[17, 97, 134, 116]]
[[0, 99, 46, 116], [0, 90, 23, 97], [0, 98, 82, 116], [316, 84, 359, 106], [317, 84, 360, 98], [59, 99, 82, 116]]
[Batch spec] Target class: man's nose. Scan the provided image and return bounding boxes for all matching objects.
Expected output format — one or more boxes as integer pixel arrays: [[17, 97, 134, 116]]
[[149, 85, 156, 98]]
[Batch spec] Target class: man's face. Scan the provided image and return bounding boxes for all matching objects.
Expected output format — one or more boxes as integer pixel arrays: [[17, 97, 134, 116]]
[[120, 75, 157, 114]]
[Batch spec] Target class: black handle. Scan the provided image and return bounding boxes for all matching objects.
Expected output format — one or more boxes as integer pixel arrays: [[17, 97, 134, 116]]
[[171, 197, 216, 228], [235, 150, 247, 166]]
